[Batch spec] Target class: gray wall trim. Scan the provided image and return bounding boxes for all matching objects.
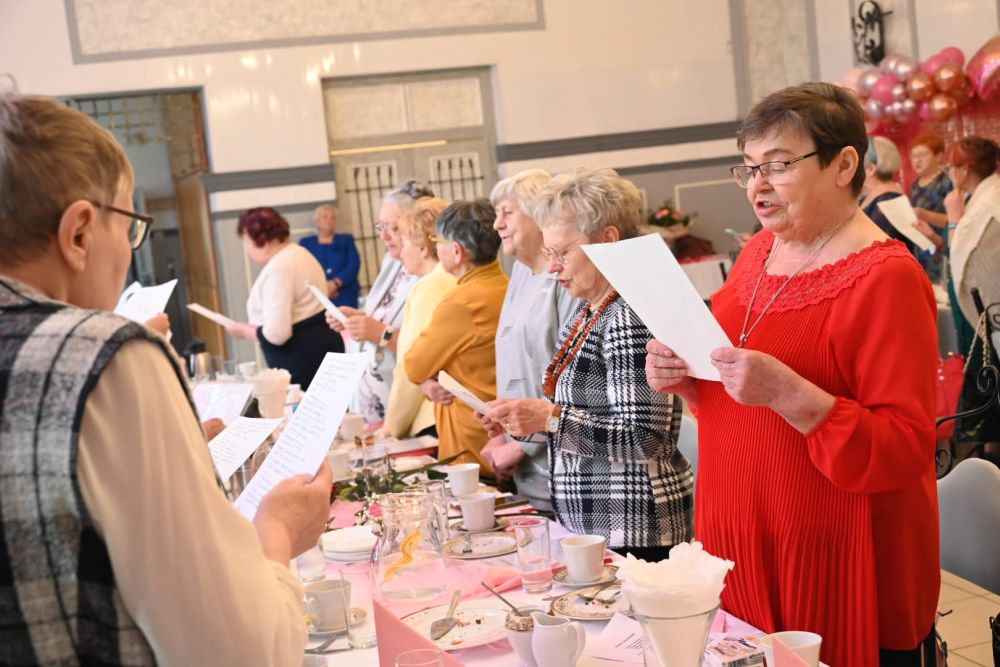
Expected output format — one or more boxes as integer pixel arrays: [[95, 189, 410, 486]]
[[201, 163, 334, 194], [907, 0, 920, 58], [65, 0, 545, 65], [496, 121, 741, 163], [728, 0, 752, 115], [805, 0, 821, 80], [616, 155, 741, 178], [212, 199, 337, 221]]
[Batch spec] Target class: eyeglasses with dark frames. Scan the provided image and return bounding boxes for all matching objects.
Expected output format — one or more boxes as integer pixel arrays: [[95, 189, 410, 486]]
[[730, 150, 819, 188], [91, 201, 154, 250]]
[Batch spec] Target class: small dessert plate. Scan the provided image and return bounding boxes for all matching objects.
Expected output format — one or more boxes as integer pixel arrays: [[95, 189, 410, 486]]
[[552, 564, 618, 588]]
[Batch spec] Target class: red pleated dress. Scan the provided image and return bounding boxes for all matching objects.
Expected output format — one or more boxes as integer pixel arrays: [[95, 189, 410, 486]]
[[695, 231, 940, 666]]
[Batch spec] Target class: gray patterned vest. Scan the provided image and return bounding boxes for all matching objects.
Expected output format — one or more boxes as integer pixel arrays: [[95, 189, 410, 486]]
[[0, 277, 191, 666]]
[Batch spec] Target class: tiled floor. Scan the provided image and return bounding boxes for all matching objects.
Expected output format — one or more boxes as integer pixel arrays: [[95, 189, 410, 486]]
[[937, 571, 998, 665]]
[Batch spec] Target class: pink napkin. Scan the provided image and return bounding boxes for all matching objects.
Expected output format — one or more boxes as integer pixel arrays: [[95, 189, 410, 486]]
[[328, 500, 363, 529], [773, 638, 811, 666], [710, 610, 727, 634], [374, 599, 465, 667], [461, 565, 522, 600]]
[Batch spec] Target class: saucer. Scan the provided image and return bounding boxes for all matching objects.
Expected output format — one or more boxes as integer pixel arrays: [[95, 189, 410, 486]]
[[450, 516, 512, 533], [308, 607, 366, 637], [553, 564, 618, 588]]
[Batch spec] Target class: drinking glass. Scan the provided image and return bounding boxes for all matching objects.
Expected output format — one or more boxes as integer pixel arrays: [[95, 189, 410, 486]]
[[295, 541, 326, 583], [395, 648, 445, 667], [339, 562, 378, 649], [513, 517, 553, 593], [412, 479, 450, 546]]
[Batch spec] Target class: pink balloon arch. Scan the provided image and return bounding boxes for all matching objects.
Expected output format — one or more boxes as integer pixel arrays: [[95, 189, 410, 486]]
[[840, 36, 1000, 189]]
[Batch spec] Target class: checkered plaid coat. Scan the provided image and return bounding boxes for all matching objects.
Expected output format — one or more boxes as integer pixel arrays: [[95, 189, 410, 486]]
[[549, 296, 694, 549]]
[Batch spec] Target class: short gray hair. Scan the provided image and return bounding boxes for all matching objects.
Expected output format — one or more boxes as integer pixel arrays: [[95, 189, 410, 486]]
[[383, 179, 435, 212], [865, 135, 901, 181], [529, 168, 641, 240], [436, 199, 500, 265], [490, 169, 551, 212], [312, 203, 337, 221]]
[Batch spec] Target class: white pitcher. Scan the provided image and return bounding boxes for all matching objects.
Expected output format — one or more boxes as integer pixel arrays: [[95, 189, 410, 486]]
[[530, 612, 585, 667]]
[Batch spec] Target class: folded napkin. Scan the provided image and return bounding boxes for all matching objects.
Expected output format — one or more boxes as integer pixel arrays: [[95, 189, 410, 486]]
[[462, 565, 522, 600], [374, 599, 465, 667], [321, 525, 377, 553]]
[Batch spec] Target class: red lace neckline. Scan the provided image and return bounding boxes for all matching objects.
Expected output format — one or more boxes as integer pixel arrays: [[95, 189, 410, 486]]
[[732, 231, 914, 314]]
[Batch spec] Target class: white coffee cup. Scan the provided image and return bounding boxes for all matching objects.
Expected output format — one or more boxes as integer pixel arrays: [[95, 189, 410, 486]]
[[237, 361, 258, 378], [761, 631, 822, 667], [304, 579, 352, 632], [447, 463, 480, 496], [340, 413, 365, 441], [457, 492, 495, 531], [561, 535, 606, 583], [326, 449, 351, 479]]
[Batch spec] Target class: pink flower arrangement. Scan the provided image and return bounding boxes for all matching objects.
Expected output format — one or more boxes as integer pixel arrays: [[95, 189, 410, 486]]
[[648, 199, 693, 228]]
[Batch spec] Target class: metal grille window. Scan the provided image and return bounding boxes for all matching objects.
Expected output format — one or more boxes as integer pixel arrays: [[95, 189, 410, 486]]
[[342, 161, 398, 289], [427, 153, 484, 201]]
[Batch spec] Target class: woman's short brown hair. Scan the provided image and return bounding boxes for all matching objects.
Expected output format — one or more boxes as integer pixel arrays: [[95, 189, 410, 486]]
[[911, 133, 945, 155], [0, 94, 133, 265], [736, 82, 868, 195], [399, 198, 449, 260], [946, 136, 1000, 179], [237, 207, 290, 247]]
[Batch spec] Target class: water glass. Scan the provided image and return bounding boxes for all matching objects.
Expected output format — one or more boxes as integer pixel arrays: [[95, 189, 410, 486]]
[[513, 517, 553, 593], [295, 542, 327, 583], [412, 479, 450, 546], [339, 562, 378, 649], [395, 648, 445, 667]]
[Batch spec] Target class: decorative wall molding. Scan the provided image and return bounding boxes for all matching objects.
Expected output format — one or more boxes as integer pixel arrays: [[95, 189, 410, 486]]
[[65, 0, 545, 64], [616, 155, 741, 177], [201, 163, 334, 193]]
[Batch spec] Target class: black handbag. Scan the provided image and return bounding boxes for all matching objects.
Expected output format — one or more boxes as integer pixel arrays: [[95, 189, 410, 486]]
[[990, 613, 999, 667]]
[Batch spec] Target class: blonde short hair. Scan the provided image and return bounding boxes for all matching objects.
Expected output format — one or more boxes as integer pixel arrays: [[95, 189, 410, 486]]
[[312, 203, 338, 221], [490, 169, 551, 212], [0, 94, 133, 265], [529, 168, 641, 240], [399, 197, 449, 260], [865, 135, 902, 181]]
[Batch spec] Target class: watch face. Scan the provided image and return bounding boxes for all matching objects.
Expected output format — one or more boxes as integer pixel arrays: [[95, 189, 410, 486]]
[[546, 416, 559, 433]]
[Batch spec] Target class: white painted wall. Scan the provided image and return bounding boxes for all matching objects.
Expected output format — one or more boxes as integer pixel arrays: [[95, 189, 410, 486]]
[[914, 0, 999, 60]]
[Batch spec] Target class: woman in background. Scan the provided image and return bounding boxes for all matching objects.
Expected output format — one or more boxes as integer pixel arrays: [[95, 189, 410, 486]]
[[299, 203, 361, 308], [226, 206, 344, 389], [860, 135, 914, 254], [909, 133, 953, 282]]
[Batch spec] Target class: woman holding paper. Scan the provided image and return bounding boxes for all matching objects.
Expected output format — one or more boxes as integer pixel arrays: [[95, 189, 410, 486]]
[[299, 203, 361, 308], [484, 168, 693, 561], [326, 180, 432, 425], [859, 136, 915, 255], [645, 83, 938, 666], [226, 206, 344, 389]]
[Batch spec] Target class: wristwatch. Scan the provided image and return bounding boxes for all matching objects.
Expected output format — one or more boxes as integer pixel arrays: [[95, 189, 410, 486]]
[[545, 404, 562, 433], [377, 325, 395, 348]]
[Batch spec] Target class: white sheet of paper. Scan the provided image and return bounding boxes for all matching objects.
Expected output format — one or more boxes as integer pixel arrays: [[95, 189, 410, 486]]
[[115, 281, 142, 312], [191, 382, 254, 424], [234, 353, 367, 519], [437, 370, 491, 414], [115, 279, 178, 324], [582, 612, 645, 662], [187, 302, 237, 328], [208, 417, 284, 481], [876, 196, 937, 252], [582, 234, 730, 380], [306, 283, 349, 324]]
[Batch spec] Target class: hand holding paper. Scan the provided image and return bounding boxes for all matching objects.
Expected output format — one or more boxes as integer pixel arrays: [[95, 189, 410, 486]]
[[187, 302, 236, 328], [115, 279, 178, 324], [582, 235, 730, 380], [875, 196, 937, 252], [437, 371, 491, 414], [306, 283, 348, 324]]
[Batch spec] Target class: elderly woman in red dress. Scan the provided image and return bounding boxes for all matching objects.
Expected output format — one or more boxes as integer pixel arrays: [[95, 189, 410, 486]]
[[646, 82, 938, 666]]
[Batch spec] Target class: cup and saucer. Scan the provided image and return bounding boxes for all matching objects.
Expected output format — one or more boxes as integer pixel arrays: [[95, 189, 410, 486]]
[[553, 564, 619, 588], [307, 608, 367, 637]]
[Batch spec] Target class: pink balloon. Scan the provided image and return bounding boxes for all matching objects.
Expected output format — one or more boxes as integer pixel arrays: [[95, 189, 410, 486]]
[[939, 46, 966, 68], [871, 74, 899, 105], [917, 100, 933, 121], [865, 98, 885, 121], [967, 35, 1000, 101], [923, 54, 949, 79], [857, 68, 882, 96]]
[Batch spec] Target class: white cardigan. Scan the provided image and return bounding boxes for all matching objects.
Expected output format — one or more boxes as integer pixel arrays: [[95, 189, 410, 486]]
[[950, 172, 1000, 327], [246, 244, 326, 345]]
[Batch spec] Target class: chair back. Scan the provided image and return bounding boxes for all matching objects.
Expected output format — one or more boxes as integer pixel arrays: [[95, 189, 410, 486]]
[[938, 458, 1000, 593]]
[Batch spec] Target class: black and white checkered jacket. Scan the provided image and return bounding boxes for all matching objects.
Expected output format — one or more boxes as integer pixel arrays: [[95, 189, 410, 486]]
[[549, 296, 694, 549]]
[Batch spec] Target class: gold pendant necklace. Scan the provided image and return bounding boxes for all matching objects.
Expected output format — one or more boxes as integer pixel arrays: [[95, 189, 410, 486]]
[[737, 214, 854, 348]]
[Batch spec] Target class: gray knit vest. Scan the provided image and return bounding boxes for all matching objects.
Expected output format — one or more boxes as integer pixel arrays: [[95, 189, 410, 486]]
[[0, 277, 194, 666]]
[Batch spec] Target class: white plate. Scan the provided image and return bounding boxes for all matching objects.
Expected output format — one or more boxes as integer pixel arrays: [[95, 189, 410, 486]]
[[553, 565, 619, 588], [323, 549, 372, 563], [401, 600, 508, 650], [308, 608, 366, 637], [321, 526, 377, 554], [450, 516, 512, 533], [550, 583, 628, 621], [391, 455, 435, 472], [443, 532, 517, 559]]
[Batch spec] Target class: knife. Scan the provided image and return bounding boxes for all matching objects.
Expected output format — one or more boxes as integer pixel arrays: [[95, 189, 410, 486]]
[[430, 590, 462, 641]]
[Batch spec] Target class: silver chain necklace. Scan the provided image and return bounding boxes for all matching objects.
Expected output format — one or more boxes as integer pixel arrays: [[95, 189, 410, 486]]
[[737, 215, 854, 348]]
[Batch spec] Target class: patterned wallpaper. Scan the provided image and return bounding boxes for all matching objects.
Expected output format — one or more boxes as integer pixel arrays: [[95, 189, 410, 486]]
[[67, 0, 543, 61]]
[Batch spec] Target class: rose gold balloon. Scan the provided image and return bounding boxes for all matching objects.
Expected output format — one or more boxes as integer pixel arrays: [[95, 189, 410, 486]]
[[934, 63, 962, 92], [857, 68, 882, 97], [895, 98, 918, 124], [953, 75, 975, 106], [967, 35, 1000, 100], [891, 83, 907, 101], [928, 93, 958, 121], [892, 56, 918, 81], [865, 97, 885, 121], [905, 72, 935, 101]]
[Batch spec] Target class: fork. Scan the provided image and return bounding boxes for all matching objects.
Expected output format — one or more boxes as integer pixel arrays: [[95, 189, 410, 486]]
[[575, 580, 618, 603], [462, 533, 474, 554]]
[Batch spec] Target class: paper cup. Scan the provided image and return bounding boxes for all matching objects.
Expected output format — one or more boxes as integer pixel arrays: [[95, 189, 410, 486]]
[[447, 463, 480, 496], [457, 492, 495, 531]]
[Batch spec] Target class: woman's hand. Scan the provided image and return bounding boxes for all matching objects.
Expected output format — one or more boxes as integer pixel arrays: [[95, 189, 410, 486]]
[[645, 339, 697, 400], [143, 313, 171, 337], [225, 322, 259, 339], [201, 418, 225, 441], [253, 462, 333, 562], [912, 220, 944, 249], [710, 347, 835, 433], [484, 398, 552, 437], [419, 378, 454, 404], [480, 435, 526, 481], [326, 306, 360, 333], [345, 315, 385, 343], [326, 279, 340, 299], [944, 187, 965, 223]]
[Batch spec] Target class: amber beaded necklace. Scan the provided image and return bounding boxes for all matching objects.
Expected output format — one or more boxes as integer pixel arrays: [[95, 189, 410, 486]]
[[542, 289, 619, 398]]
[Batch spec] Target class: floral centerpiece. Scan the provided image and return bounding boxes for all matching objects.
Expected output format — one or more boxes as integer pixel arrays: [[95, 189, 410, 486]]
[[647, 199, 693, 229]]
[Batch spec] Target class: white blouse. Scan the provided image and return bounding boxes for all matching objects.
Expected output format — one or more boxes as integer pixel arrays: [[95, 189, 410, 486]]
[[246, 244, 327, 345]]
